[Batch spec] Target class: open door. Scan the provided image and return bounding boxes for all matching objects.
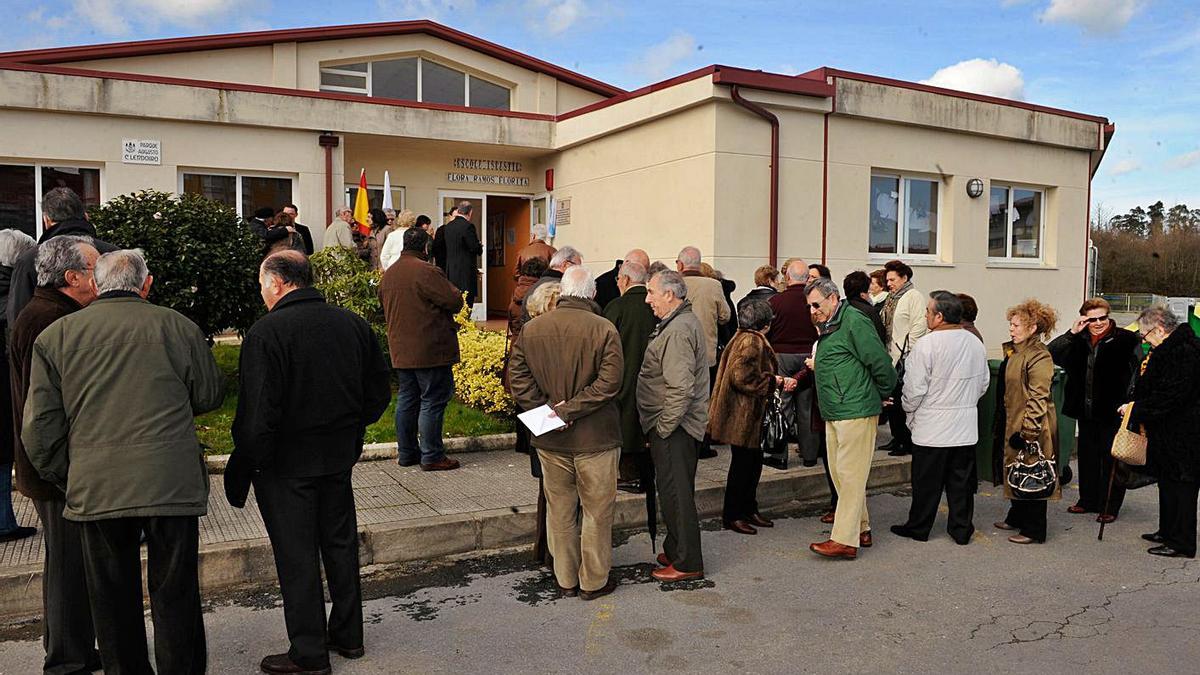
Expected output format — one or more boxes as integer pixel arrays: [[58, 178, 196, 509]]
[[438, 191, 486, 320], [486, 195, 531, 319]]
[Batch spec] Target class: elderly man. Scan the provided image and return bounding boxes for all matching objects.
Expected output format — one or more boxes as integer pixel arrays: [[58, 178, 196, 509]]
[[382, 227, 465, 471], [603, 260, 658, 492], [595, 248, 649, 310], [227, 251, 391, 674], [806, 277, 896, 560], [891, 291, 989, 545], [768, 259, 822, 466], [675, 246, 729, 459], [431, 201, 484, 306], [509, 266, 624, 600], [879, 259, 929, 457], [10, 236, 101, 674], [522, 246, 582, 324], [638, 270, 708, 581], [24, 249, 223, 672], [514, 223, 557, 279], [323, 207, 356, 250]]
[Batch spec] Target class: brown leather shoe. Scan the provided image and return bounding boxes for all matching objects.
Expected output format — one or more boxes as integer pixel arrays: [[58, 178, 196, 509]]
[[326, 643, 365, 659], [557, 585, 578, 598], [651, 564, 704, 582], [859, 531, 873, 548], [747, 513, 774, 528], [1007, 534, 1039, 545], [579, 580, 617, 601], [819, 511, 835, 524], [993, 521, 1016, 531], [421, 457, 461, 472], [810, 539, 857, 560], [1067, 503, 1088, 514], [725, 519, 757, 535], [1096, 513, 1117, 524], [260, 654, 330, 675]]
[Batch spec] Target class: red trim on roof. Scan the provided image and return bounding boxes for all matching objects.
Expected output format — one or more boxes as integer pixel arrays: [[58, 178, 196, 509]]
[[556, 65, 718, 121], [0, 20, 624, 98], [0, 62, 556, 122], [801, 67, 1108, 124]]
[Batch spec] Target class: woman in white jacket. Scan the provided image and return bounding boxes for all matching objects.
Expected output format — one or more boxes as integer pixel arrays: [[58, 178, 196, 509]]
[[891, 291, 990, 545], [879, 260, 930, 457], [379, 210, 418, 270]]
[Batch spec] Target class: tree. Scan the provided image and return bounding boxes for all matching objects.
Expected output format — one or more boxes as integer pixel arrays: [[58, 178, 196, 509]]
[[1108, 205, 1149, 237], [1148, 200, 1165, 238], [90, 190, 263, 339], [1166, 203, 1198, 234]]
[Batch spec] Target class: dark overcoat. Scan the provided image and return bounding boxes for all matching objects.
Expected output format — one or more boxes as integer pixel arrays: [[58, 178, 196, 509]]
[[603, 285, 658, 455], [1131, 324, 1200, 482], [431, 216, 483, 301]]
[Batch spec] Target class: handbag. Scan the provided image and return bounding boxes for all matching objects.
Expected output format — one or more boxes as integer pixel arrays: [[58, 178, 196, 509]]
[[761, 390, 790, 470], [1005, 440, 1058, 500], [1110, 404, 1148, 466]]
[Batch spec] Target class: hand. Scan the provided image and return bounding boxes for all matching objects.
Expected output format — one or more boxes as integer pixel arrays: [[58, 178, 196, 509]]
[[882, 397, 893, 407], [1070, 316, 1088, 334], [1117, 402, 1131, 418], [782, 377, 797, 392], [804, 357, 814, 370], [286, 226, 297, 233]]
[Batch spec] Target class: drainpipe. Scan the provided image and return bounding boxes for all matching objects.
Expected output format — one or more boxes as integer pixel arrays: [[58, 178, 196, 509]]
[[318, 133, 340, 226], [729, 86, 779, 267]]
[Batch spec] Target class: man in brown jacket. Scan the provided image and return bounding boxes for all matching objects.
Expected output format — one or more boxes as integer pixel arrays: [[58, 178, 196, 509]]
[[509, 266, 624, 600], [9, 235, 101, 674], [381, 227, 465, 471]]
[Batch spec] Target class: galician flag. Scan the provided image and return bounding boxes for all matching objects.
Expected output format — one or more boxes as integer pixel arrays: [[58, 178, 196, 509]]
[[352, 169, 371, 236], [382, 171, 394, 210]]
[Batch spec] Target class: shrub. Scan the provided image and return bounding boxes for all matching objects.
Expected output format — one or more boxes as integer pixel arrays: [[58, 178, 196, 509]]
[[453, 299, 513, 414], [309, 247, 388, 353], [90, 190, 262, 338]]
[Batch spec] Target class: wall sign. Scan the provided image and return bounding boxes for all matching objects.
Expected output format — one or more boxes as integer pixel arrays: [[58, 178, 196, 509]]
[[453, 158, 523, 172], [122, 139, 161, 165], [447, 173, 530, 186], [555, 198, 571, 227], [448, 157, 528, 187]]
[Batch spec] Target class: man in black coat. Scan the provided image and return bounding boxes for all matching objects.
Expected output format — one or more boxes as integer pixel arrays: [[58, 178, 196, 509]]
[[603, 259, 658, 491], [431, 202, 484, 306], [6, 187, 116, 327], [843, 271, 887, 346], [281, 204, 315, 255], [595, 248, 649, 311], [225, 251, 392, 675]]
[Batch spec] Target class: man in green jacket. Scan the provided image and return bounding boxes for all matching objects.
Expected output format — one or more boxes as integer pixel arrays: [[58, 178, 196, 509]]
[[805, 277, 896, 560], [23, 249, 224, 673]]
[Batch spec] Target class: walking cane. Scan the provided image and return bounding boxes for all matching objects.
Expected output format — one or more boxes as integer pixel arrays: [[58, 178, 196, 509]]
[[1098, 463, 1117, 541]]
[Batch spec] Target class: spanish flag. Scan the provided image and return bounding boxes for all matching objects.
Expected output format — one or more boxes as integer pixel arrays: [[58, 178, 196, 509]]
[[352, 169, 372, 236]]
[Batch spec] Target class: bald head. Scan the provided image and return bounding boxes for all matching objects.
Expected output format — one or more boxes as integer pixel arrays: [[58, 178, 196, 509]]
[[624, 248, 650, 269], [260, 250, 311, 310], [785, 259, 810, 287], [676, 246, 702, 271]]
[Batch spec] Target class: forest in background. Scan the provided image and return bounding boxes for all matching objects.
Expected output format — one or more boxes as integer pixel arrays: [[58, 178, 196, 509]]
[[1092, 201, 1200, 297]]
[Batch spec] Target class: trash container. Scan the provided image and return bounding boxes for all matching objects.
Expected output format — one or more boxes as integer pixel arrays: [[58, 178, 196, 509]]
[[974, 360, 1075, 484]]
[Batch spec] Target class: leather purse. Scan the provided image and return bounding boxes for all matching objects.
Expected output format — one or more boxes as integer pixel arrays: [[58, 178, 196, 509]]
[[1110, 404, 1148, 466], [761, 390, 791, 470], [1005, 440, 1058, 500]]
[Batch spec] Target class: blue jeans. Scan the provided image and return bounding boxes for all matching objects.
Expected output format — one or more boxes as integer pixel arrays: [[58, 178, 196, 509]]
[[0, 463, 18, 533], [395, 366, 454, 465]]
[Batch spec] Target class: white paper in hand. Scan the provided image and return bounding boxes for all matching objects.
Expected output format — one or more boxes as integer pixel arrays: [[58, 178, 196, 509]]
[[517, 405, 567, 436]]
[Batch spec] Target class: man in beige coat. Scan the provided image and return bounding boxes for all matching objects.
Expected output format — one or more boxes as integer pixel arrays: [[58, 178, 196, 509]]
[[676, 246, 730, 459], [508, 266, 624, 600]]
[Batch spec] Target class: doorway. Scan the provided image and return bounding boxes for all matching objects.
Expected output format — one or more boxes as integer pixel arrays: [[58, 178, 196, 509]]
[[438, 191, 486, 319], [485, 195, 532, 319]]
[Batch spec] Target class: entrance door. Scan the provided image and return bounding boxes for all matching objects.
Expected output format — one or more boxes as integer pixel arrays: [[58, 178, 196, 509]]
[[485, 196, 531, 319], [438, 191, 486, 320]]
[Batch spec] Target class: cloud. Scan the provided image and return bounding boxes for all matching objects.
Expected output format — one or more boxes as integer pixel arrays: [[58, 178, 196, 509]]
[[920, 58, 1025, 100], [631, 32, 696, 82], [1107, 158, 1142, 176], [1166, 150, 1200, 171], [35, 0, 253, 36], [1040, 0, 1143, 35], [72, 0, 130, 34], [378, 0, 477, 20]]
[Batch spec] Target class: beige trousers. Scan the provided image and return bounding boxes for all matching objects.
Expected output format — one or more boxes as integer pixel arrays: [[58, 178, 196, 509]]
[[537, 448, 620, 592], [825, 417, 878, 547]]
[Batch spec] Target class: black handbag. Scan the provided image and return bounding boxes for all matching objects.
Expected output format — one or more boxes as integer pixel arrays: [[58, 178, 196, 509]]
[[1005, 440, 1058, 500], [761, 390, 791, 470]]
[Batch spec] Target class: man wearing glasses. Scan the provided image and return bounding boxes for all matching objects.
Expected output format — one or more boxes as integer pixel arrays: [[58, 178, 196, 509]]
[[1048, 297, 1142, 523], [804, 277, 896, 560]]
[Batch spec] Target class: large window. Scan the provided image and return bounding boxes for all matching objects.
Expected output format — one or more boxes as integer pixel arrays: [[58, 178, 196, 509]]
[[869, 174, 939, 257], [0, 163, 101, 237], [344, 184, 406, 213], [319, 57, 511, 110], [180, 172, 294, 219], [989, 185, 1044, 260]]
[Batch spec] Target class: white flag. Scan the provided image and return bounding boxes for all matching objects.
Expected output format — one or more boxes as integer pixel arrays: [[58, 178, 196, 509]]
[[382, 171, 393, 210]]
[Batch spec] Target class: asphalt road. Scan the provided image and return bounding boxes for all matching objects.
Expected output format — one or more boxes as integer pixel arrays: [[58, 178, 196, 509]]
[[2, 478, 1196, 674]]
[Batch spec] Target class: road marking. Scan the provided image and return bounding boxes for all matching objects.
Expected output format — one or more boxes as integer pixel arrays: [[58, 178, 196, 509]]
[[585, 601, 615, 656]]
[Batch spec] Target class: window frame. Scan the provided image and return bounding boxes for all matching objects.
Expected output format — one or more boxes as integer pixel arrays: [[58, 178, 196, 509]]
[[987, 182, 1046, 264], [867, 172, 942, 262], [318, 56, 511, 110], [343, 183, 407, 212], [178, 169, 296, 218], [0, 161, 104, 239]]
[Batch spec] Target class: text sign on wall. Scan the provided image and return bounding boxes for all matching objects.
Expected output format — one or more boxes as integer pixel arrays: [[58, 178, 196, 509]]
[[122, 139, 161, 165], [448, 157, 528, 187], [556, 198, 571, 226]]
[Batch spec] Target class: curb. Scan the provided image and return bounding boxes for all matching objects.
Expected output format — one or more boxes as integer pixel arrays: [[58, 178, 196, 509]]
[[204, 433, 517, 473], [0, 456, 910, 619]]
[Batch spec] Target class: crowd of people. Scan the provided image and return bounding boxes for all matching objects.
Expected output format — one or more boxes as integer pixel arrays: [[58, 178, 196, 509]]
[[0, 189, 1197, 675]]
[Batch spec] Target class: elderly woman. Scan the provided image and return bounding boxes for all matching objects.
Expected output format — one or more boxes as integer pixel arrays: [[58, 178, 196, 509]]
[[708, 300, 796, 535], [1121, 305, 1200, 557], [993, 298, 1059, 544], [0, 229, 37, 543], [380, 209, 417, 270], [736, 265, 779, 314]]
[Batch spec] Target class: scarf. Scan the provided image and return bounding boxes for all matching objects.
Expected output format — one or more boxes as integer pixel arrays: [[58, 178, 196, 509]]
[[881, 280, 913, 337]]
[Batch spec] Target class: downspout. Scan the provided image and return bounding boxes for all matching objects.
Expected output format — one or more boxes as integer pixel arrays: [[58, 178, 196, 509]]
[[319, 133, 340, 229], [821, 78, 836, 265], [729, 85, 779, 267]]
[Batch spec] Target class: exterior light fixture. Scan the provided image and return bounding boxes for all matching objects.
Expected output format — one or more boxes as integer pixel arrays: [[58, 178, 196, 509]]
[[966, 178, 984, 198]]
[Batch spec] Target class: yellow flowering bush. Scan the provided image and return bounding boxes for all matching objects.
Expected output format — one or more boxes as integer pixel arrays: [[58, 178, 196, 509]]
[[452, 297, 513, 414]]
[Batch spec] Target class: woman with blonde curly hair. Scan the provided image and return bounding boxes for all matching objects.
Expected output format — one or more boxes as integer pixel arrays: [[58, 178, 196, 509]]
[[525, 281, 561, 320], [379, 209, 418, 270], [993, 298, 1059, 544]]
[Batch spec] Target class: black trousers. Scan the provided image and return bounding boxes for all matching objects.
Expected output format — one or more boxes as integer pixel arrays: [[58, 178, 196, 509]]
[[777, 353, 820, 464], [79, 516, 205, 675], [1076, 418, 1125, 515], [723, 446, 763, 523], [819, 432, 838, 510], [254, 470, 363, 670], [904, 445, 975, 543], [1005, 499, 1048, 542], [886, 399, 912, 450], [33, 498, 100, 675], [650, 428, 703, 573], [1158, 477, 1199, 557]]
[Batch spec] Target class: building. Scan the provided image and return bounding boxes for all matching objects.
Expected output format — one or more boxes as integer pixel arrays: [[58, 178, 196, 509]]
[[0, 20, 1112, 348]]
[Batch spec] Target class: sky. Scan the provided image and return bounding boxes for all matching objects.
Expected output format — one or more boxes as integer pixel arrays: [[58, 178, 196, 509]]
[[5, 0, 1199, 217]]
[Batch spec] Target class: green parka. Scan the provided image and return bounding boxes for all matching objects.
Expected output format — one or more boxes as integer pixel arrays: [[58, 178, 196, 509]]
[[813, 302, 897, 422]]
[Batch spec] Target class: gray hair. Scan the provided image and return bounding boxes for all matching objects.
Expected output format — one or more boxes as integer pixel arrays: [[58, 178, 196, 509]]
[[42, 187, 85, 224], [676, 246, 702, 269], [531, 223, 549, 243], [35, 235, 93, 288], [651, 270, 688, 300], [334, 206, 352, 218], [1138, 304, 1181, 334], [0, 229, 36, 267], [560, 265, 596, 299], [804, 277, 840, 299], [928, 290, 963, 324], [456, 200, 474, 216], [785, 259, 810, 283], [738, 299, 774, 331], [549, 245, 582, 270], [526, 282, 561, 318], [94, 249, 149, 294], [648, 261, 670, 276], [384, 208, 397, 219], [619, 260, 648, 285]]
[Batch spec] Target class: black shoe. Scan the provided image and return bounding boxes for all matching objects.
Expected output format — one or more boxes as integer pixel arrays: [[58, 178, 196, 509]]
[[878, 440, 898, 452], [0, 526, 36, 542], [557, 585, 579, 598], [327, 643, 365, 659], [260, 653, 331, 675], [698, 447, 718, 459], [889, 525, 928, 542], [617, 480, 644, 494], [398, 458, 420, 467], [579, 580, 617, 601], [887, 446, 911, 457], [1142, 532, 1166, 543], [802, 459, 817, 467], [1148, 545, 1193, 558]]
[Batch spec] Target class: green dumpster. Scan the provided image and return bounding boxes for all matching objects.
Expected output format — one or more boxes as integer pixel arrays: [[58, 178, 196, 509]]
[[974, 360, 1075, 484]]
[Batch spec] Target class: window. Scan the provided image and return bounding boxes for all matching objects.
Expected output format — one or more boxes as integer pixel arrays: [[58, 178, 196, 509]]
[[181, 172, 294, 218], [0, 163, 101, 238], [869, 174, 939, 257], [344, 184, 405, 212], [989, 185, 1044, 260], [319, 57, 510, 110]]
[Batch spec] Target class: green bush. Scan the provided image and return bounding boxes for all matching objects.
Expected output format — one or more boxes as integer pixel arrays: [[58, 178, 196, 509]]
[[309, 247, 388, 354], [90, 190, 262, 338]]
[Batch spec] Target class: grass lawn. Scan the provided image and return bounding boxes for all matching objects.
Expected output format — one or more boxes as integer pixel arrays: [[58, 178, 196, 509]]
[[195, 344, 513, 455]]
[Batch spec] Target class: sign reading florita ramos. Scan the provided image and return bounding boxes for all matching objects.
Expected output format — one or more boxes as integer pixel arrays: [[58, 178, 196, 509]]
[[122, 139, 161, 165]]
